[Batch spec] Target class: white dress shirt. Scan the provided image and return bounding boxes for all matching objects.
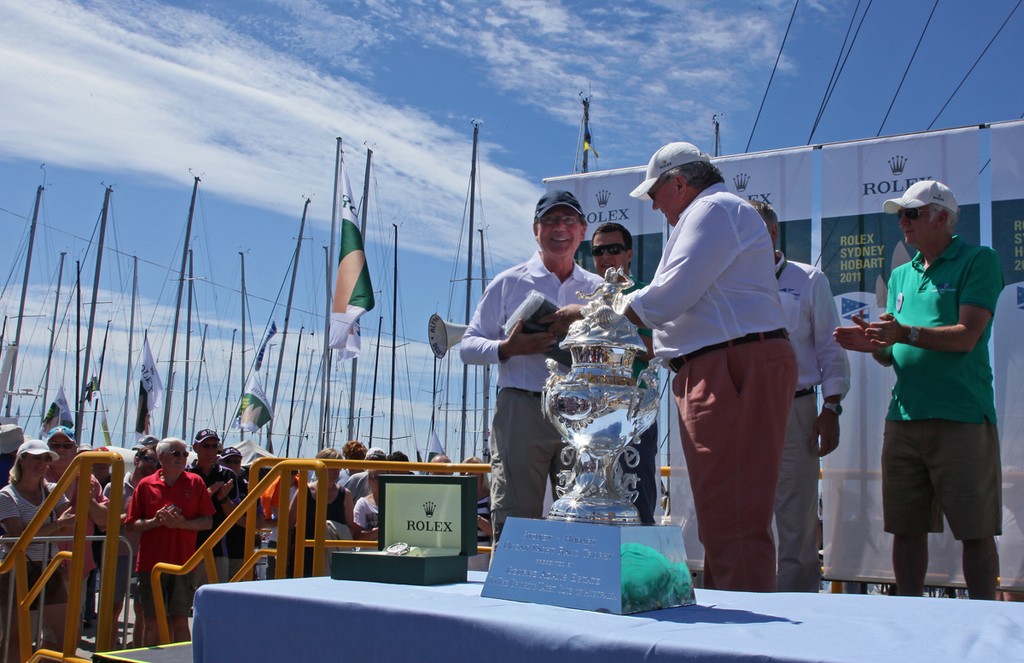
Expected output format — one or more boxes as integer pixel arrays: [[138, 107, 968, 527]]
[[775, 254, 851, 399], [628, 183, 787, 359], [460, 251, 603, 391]]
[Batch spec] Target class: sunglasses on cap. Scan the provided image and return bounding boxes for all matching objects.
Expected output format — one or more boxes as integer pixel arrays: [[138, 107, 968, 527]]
[[591, 243, 627, 257]]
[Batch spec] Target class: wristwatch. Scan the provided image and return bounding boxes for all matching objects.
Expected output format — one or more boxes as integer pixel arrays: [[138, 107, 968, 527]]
[[822, 402, 843, 416], [907, 326, 921, 346]]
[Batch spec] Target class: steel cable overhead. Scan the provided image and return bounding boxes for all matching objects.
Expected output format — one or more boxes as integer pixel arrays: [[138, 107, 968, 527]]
[[807, 0, 873, 144], [876, 0, 939, 136], [746, 0, 800, 153], [927, 0, 1023, 130]]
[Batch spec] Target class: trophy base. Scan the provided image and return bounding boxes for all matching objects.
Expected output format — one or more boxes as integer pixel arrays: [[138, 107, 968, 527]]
[[483, 517, 695, 614], [547, 496, 641, 525]]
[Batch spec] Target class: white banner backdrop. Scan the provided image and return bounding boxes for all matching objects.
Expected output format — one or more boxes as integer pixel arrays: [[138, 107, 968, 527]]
[[989, 121, 1024, 589]]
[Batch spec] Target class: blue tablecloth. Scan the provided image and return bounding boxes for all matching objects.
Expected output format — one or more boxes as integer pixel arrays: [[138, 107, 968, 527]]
[[193, 573, 1023, 662]]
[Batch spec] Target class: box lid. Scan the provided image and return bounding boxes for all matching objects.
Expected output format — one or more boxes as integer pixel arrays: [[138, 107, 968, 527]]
[[378, 474, 478, 556]]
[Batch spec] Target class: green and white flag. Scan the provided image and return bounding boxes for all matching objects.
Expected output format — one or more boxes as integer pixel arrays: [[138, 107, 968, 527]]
[[329, 156, 375, 360], [233, 372, 273, 433], [416, 428, 447, 462], [42, 385, 74, 434]]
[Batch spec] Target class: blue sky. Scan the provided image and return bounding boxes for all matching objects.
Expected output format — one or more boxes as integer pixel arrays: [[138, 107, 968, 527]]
[[1, 0, 1022, 458]]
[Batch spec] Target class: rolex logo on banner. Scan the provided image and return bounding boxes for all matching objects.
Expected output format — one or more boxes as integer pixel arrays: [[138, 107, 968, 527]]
[[733, 173, 750, 192], [862, 155, 932, 196]]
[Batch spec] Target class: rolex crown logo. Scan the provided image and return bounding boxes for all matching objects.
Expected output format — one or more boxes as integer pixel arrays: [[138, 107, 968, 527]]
[[596, 189, 611, 208], [423, 501, 436, 518], [888, 156, 907, 176], [733, 173, 749, 192]]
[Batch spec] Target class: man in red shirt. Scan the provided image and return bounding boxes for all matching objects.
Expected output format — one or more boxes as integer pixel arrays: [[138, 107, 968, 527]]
[[126, 438, 215, 645]]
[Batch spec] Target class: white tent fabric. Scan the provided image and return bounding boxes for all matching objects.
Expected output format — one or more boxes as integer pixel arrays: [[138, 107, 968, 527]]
[[230, 438, 273, 465]]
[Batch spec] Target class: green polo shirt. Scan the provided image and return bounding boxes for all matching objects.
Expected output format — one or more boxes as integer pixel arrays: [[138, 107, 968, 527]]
[[885, 236, 1002, 424]]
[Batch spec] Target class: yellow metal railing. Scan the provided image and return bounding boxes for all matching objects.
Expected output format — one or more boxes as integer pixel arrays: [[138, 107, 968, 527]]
[[0, 451, 124, 663]]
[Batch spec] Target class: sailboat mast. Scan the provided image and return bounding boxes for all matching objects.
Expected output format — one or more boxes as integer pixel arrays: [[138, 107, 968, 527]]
[[5, 184, 43, 416], [321, 138, 343, 449], [221, 329, 236, 433], [75, 261, 81, 424], [389, 224, 398, 454], [319, 244, 331, 450], [162, 176, 199, 437], [121, 256, 137, 444], [368, 315, 383, 448], [191, 324, 207, 433], [76, 185, 112, 437], [285, 326, 304, 457], [348, 147, 373, 440], [479, 228, 491, 461], [90, 321, 110, 446], [460, 121, 480, 461], [41, 251, 66, 418], [269, 197, 310, 451], [240, 250, 248, 421], [183, 249, 194, 436], [582, 95, 591, 173]]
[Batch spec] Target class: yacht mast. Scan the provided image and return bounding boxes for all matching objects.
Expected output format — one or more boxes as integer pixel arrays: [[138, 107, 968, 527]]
[[76, 185, 112, 438], [182, 249, 193, 436], [221, 329, 236, 434], [348, 147, 373, 440], [388, 224, 398, 454], [268, 197, 310, 452], [5, 185, 43, 416], [41, 251, 66, 418], [121, 256, 137, 444], [460, 121, 480, 461], [162, 176, 199, 437]]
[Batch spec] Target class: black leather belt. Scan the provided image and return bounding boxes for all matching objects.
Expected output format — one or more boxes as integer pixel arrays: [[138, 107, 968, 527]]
[[794, 387, 817, 398], [668, 328, 789, 372], [503, 387, 543, 398]]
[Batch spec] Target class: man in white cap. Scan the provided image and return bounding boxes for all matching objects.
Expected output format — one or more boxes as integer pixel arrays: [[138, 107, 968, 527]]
[[835, 179, 1002, 600], [557, 143, 797, 591], [461, 190, 603, 541]]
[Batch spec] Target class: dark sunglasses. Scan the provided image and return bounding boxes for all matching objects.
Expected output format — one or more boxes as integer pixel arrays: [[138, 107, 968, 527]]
[[165, 450, 188, 457], [48, 442, 76, 450], [591, 243, 627, 257], [898, 207, 924, 220], [196, 442, 220, 450], [136, 454, 158, 465]]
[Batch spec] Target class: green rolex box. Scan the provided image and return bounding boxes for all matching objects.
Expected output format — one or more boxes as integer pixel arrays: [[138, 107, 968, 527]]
[[331, 474, 477, 585]]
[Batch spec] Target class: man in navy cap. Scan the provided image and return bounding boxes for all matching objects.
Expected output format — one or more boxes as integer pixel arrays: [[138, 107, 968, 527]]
[[461, 190, 603, 540]]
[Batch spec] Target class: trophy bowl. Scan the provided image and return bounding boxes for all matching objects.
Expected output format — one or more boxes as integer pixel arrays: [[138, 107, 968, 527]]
[[542, 269, 660, 525]]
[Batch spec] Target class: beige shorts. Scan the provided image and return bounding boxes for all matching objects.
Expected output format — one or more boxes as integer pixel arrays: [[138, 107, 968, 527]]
[[882, 419, 1001, 540]]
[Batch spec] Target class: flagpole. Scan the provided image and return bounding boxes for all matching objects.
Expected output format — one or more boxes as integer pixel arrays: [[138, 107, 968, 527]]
[[77, 185, 112, 439], [239, 250, 248, 440], [221, 329, 235, 435], [460, 121, 480, 462], [348, 147, 373, 440], [268, 197, 310, 452], [162, 176, 199, 438], [321, 137, 343, 450], [122, 256, 137, 444], [389, 223, 398, 454]]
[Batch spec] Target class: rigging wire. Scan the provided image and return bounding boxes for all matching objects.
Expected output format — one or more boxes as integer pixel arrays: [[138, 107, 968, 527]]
[[876, 0, 939, 137], [807, 0, 873, 144], [927, 0, 1023, 130], [746, 0, 800, 153]]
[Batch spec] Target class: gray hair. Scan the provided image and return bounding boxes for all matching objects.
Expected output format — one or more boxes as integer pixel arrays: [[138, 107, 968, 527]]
[[931, 203, 959, 230], [665, 160, 724, 192], [157, 437, 187, 456]]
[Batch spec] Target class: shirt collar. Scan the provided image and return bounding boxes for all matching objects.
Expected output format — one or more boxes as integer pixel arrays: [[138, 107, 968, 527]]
[[911, 235, 964, 271]]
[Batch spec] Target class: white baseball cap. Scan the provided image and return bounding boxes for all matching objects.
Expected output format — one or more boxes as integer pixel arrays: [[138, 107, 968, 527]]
[[630, 142, 711, 199], [883, 180, 958, 215]]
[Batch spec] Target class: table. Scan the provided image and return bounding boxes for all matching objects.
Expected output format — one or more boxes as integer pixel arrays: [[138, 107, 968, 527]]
[[192, 573, 1023, 662]]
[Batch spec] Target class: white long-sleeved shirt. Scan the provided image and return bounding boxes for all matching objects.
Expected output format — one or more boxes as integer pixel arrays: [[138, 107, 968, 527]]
[[460, 251, 603, 392], [628, 183, 787, 359], [776, 254, 850, 400]]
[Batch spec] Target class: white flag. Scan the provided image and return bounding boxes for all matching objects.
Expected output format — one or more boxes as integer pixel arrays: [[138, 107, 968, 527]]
[[232, 372, 274, 433], [418, 428, 447, 462], [42, 385, 74, 434], [135, 338, 164, 434], [0, 343, 16, 406]]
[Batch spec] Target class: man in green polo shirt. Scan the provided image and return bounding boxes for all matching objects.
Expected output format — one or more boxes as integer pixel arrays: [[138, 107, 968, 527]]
[[834, 179, 1003, 600]]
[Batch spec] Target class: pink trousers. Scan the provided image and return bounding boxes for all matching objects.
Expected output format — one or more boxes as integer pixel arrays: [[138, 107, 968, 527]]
[[674, 337, 796, 592]]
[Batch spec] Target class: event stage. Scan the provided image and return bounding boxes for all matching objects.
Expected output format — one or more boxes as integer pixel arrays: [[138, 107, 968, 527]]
[[191, 573, 1022, 662]]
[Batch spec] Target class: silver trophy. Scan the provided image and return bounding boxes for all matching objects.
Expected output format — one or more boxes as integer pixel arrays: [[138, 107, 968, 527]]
[[542, 268, 661, 525]]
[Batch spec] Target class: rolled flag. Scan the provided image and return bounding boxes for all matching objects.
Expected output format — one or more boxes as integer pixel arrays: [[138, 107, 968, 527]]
[[42, 385, 74, 434], [233, 372, 274, 433], [254, 321, 278, 371], [135, 337, 165, 434], [329, 156, 375, 360]]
